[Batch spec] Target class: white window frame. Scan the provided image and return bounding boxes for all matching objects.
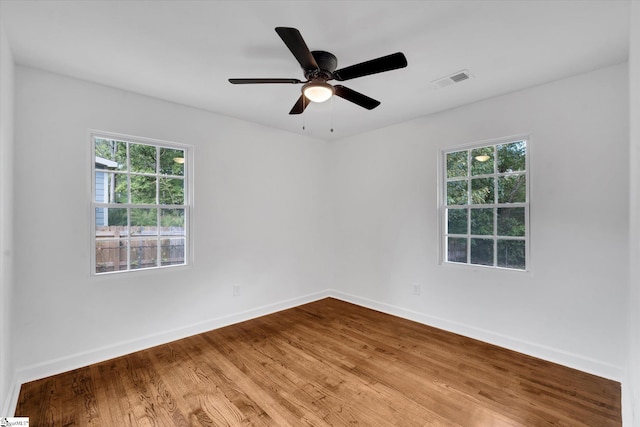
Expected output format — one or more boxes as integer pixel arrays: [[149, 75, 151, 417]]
[[90, 131, 193, 276], [438, 135, 530, 271]]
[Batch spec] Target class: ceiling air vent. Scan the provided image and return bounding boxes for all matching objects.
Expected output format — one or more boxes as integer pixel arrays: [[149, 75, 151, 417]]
[[432, 70, 472, 88]]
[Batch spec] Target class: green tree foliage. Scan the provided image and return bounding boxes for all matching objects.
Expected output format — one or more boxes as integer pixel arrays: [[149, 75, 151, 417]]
[[446, 151, 467, 178], [447, 180, 467, 205], [471, 178, 494, 204], [497, 207, 525, 237], [497, 240, 525, 269], [447, 209, 467, 234], [95, 138, 126, 170], [161, 209, 185, 228], [471, 208, 493, 235], [470, 238, 493, 266], [131, 208, 158, 228], [498, 175, 526, 203], [498, 141, 526, 173]]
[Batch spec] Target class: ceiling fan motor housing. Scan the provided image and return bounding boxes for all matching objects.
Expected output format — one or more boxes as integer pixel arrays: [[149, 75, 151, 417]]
[[306, 50, 338, 80]]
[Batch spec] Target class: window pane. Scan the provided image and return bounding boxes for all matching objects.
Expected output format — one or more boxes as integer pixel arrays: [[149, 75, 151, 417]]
[[160, 148, 185, 176], [471, 178, 494, 204], [497, 239, 525, 269], [96, 239, 127, 273], [470, 208, 493, 236], [447, 237, 467, 263], [497, 141, 526, 173], [447, 208, 467, 234], [446, 151, 468, 178], [447, 180, 468, 205], [130, 208, 158, 234], [498, 174, 526, 203], [130, 238, 158, 270], [471, 238, 494, 266], [159, 178, 184, 205], [161, 238, 185, 266], [95, 138, 126, 170], [471, 147, 494, 176], [161, 209, 185, 235], [95, 207, 127, 232], [130, 143, 157, 173], [130, 175, 157, 204], [95, 207, 108, 230], [497, 207, 525, 237], [95, 172, 128, 203]]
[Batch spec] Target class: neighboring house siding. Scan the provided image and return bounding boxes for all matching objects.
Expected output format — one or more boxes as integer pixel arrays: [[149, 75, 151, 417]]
[[95, 170, 107, 226], [95, 156, 117, 226]]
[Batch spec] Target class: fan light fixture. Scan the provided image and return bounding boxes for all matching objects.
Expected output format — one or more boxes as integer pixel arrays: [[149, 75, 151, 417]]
[[173, 157, 185, 164], [302, 81, 334, 103], [474, 155, 491, 162]]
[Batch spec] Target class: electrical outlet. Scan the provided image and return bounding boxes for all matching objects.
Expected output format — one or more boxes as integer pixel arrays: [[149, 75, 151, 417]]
[[412, 283, 421, 296], [233, 285, 240, 296]]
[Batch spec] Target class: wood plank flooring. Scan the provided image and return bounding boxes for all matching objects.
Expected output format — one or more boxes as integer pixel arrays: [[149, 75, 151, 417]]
[[15, 298, 621, 426]]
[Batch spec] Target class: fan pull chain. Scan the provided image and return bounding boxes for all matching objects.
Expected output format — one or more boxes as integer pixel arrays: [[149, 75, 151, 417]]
[[330, 96, 334, 133], [302, 96, 306, 131]]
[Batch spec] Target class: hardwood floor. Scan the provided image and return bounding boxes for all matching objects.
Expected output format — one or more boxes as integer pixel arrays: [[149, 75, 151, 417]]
[[16, 298, 621, 426]]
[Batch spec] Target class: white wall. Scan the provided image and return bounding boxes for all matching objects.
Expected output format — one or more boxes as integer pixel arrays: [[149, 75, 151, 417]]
[[0, 25, 15, 416], [626, 2, 640, 425], [11, 66, 332, 381], [329, 63, 629, 380]]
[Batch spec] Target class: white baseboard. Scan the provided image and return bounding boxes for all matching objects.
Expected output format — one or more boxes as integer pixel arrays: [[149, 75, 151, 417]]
[[328, 290, 625, 382], [11, 290, 332, 407], [1, 372, 19, 417], [621, 373, 638, 427], [621, 380, 632, 427]]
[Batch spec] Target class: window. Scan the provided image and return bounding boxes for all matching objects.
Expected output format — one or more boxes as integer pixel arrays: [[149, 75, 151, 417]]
[[91, 133, 191, 275], [441, 137, 528, 270]]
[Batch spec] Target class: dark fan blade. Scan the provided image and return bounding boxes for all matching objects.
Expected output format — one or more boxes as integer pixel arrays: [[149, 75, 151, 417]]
[[289, 95, 309, 115], [229, 78, 302, 84], [333, 52, 407, 81], [275, 27, 319, 71], [334, 85, 381, 110]]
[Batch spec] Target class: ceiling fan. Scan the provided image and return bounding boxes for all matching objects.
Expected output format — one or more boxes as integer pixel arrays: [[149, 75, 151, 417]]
[[229, 27, 408, 114]]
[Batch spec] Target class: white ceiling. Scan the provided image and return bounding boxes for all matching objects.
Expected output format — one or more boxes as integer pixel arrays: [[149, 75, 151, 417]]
[[0, 0, 631, 141]]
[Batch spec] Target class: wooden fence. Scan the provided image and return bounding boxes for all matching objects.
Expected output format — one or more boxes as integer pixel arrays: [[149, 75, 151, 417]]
[[96, 226, 184, 273]]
